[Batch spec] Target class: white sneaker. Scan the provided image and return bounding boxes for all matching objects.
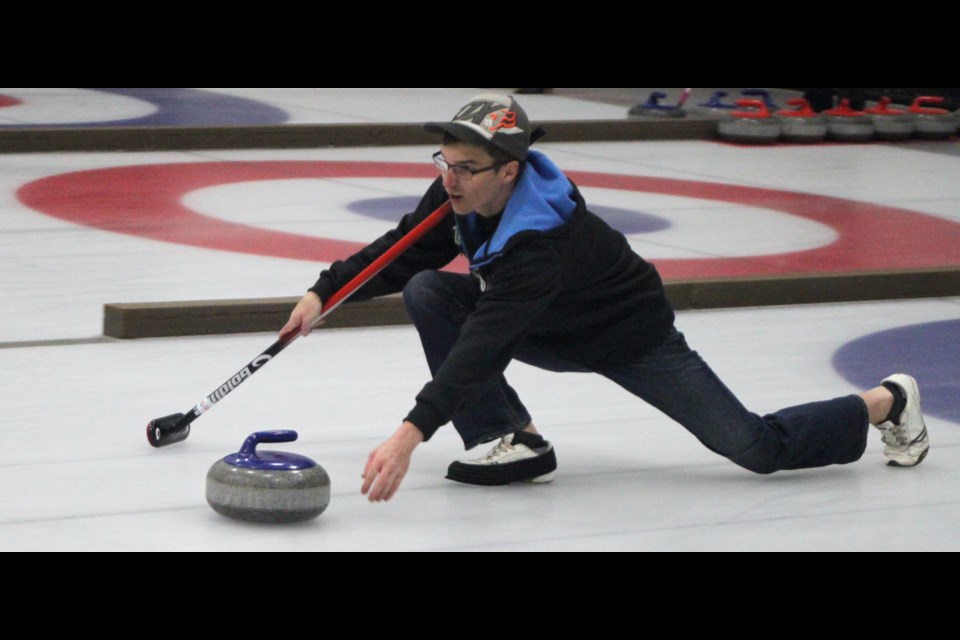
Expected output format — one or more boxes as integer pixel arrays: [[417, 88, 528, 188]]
[[877, 374, 930, 467], [446, 431, 557, 485]]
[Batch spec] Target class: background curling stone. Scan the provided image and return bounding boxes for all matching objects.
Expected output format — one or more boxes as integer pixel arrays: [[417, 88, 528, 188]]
[[824, 99, 875, 142], [628, 91, 687, 118], [865, 96, 915, 141], [908, 96, 957, 140], [775, 98, 827, 143], [717, 99, 781, 145], [206, 430, 330, 524]]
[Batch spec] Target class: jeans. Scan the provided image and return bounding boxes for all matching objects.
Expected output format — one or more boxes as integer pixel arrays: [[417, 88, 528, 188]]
[[402, 270, 869, 474]]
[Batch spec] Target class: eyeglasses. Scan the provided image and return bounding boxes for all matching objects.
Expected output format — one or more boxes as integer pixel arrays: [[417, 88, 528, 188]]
[[432, 151, 501, 181]]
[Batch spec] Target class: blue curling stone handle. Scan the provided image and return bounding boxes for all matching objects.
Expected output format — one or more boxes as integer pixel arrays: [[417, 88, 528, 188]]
[[223, 430, 317, 470], [699, 91, 737, 109]]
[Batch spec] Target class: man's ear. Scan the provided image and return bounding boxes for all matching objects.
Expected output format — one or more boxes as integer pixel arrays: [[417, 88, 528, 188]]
[[501, 160, 520, 183]]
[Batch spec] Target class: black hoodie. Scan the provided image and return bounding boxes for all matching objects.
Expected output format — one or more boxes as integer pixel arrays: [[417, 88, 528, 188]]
[[310, 152, 675, 440]]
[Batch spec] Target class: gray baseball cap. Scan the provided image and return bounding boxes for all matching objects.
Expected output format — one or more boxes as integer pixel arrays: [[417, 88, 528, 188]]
[[424, 93, 543, 161]]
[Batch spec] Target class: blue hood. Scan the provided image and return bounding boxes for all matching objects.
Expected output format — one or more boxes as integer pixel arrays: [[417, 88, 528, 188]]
[[460, 150, 576, 269]]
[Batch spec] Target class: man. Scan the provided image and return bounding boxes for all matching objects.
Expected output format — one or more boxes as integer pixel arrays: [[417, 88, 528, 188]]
[[282, 94, 930, 502]]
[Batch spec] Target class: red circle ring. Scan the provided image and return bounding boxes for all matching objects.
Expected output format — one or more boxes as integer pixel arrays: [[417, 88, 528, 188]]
[[0, 94, 23, 108], [16, 160, 960, 280]]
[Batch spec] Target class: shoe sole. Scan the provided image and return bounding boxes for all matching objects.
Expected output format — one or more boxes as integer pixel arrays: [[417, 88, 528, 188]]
[[886, 444, 929, 467], [446, 448, 558, 486], [527, 471, 555, 483]]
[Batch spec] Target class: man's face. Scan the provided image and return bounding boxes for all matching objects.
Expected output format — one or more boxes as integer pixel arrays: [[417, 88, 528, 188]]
[[438, 142, 517, 217]]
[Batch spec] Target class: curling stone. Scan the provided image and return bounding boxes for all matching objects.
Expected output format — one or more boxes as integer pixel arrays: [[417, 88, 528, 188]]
[[824, 99, 875, 142], [628, 91, 687, 118], [741, 88, 780, 112], [908, 96, 957, 140], [206, 430, 330, 524], [717, 99, 781, 145], [692, 91, 739, 119], [864, 97, 915, 141], [775, 98, 827, 143]]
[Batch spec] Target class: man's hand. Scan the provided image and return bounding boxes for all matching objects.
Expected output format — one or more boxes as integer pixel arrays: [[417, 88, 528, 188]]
[[361, 421, 424, 502], [281, 291, 323, 337]]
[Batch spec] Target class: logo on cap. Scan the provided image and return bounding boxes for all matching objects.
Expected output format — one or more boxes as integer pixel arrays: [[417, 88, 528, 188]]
[[485, 109, 520, 134]]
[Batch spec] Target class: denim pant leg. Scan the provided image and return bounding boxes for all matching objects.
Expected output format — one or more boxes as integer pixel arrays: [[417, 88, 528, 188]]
[[598, 330, 870, 473], [402, 270, 532, 449]]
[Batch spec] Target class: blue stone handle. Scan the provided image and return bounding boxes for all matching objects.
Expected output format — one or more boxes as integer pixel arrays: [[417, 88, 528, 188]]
[[239, 430, 299, 456], [644, 91, 667, 106], [700, 91, 735, 109]]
